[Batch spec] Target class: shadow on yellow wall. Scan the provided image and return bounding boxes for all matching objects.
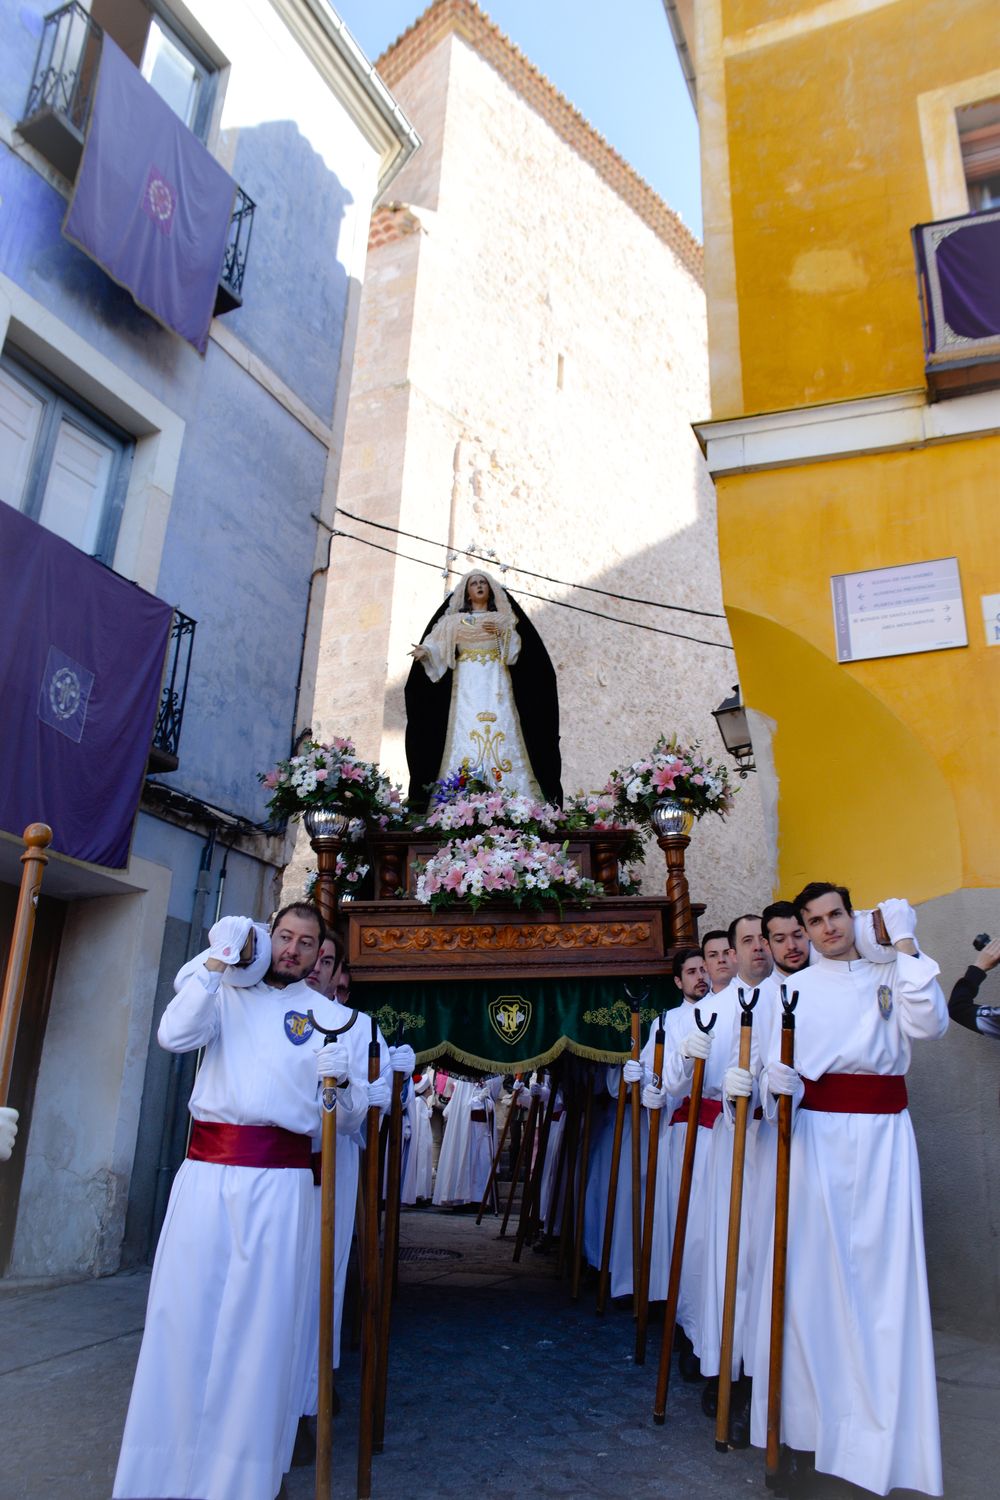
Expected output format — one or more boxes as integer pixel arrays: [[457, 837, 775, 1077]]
[[728, 607, 962, 906]]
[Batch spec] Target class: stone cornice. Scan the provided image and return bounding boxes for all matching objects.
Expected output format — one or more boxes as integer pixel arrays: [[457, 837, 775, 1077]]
[[376, 0, 703, 285]]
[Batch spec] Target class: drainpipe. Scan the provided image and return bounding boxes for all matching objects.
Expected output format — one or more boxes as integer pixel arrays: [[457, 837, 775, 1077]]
[[149, 825, 216, 1256], [662, 0, 697, 111], [289, 516, 335, 757]]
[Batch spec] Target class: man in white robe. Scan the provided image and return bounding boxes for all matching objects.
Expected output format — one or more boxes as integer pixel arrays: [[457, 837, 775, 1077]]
[[113, 907, 385, 1500], [750, 885, 947, 1498], [640, 946, 712, 1380], [582, 1059, 648, 1298], [432, 1074, 502, 1205]]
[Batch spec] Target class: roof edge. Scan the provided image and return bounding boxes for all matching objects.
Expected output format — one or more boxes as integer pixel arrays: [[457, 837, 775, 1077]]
[[376, 0, 703, 284]]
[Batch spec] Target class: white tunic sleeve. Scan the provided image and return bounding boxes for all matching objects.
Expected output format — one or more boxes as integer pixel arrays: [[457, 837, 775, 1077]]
[[499, 626, 521, 666], [158, 969, 222, 1052], [896, 950, 949, 1040], [418, 616, 461, 683], [660, 1035, 695, 1097]]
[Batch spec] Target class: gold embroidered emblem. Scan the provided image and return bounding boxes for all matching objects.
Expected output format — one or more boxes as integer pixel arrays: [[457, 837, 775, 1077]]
[[457, 646, 501, 665], [476, 711, 497, 723], [489, 996, 531, 1045], [462, 720, 512, 781]]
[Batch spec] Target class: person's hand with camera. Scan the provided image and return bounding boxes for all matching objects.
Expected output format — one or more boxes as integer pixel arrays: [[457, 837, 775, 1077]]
[[948, 932, 1000, 1038]]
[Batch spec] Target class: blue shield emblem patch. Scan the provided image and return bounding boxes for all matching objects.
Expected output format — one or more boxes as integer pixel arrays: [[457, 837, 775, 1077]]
[[877, 985, 893, 1021], [284, 1011, 314, 1045]]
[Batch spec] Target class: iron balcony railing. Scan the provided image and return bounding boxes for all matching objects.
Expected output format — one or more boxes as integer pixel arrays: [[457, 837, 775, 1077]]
[[20, 4, 255, 311], [149, 611, 197, 774]]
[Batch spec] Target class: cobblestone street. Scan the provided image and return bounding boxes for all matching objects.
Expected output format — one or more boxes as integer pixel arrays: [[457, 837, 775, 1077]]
[[1, 1203, 997, 1500]]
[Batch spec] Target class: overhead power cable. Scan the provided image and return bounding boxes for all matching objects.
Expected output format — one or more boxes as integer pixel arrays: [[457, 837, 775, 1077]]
[[331, 529, 734, 651], [335, 507, 727, 621]]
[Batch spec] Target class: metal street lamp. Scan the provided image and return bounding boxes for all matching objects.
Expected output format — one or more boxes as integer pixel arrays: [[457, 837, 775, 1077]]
[[711, 684, 756, 777]]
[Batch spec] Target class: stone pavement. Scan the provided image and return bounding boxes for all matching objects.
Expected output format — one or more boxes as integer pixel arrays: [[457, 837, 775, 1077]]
[[1, 1205, 997, 1500]]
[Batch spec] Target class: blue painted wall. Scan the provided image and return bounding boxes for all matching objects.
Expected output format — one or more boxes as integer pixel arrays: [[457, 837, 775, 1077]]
[[1, 2, 356, 826]]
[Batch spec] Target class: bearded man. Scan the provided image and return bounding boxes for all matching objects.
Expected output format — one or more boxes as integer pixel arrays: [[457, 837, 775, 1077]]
[[114, 906, 381, 1500]]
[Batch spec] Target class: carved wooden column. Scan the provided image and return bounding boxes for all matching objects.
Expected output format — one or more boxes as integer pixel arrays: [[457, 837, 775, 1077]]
[[591, 838, 621, 896], [370, 835, 408, 901], [655, 832, 695, 946], [651, 799, 696, 947], [304, 807, 348, 928]]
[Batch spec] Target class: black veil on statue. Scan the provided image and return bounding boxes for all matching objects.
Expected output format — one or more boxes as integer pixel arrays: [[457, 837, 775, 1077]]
[[404, 586, 563, 811]]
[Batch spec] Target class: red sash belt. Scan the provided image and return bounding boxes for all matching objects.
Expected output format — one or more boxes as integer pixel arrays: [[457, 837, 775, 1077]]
[[187, 1120, 313, 1169], [670, 1096, 723, 1130], [800, 1073, 908, 1114]]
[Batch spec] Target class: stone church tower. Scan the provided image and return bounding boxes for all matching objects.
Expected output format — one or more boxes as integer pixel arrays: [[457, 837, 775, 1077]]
[[303, 0, 771, 926]]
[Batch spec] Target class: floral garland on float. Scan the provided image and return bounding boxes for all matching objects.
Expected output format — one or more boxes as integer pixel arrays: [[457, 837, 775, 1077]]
[[259, 737, 406, 895], [604, 734, 736, 837], [413, 831, 602, 914]]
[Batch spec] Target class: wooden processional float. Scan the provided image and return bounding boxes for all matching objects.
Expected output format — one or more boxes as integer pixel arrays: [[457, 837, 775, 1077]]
[[306, 805, 705, 1499]]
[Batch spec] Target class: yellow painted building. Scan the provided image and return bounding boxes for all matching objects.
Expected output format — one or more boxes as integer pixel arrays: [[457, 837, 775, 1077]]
[[668, 0, 1000, 1332]]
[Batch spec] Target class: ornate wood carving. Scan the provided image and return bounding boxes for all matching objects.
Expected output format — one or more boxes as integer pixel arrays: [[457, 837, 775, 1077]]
[[656, 833, 694, 945], [361, 921, 652, 955]]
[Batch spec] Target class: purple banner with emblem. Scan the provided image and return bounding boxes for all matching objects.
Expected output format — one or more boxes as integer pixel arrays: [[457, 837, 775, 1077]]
[[0, 505, 174, 868], [914, 209, 1000, 358], [63, 35, 236, 354]]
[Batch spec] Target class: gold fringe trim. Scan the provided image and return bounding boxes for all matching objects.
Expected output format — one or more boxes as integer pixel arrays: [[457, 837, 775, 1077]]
[[412, 1034, 634, 1073]]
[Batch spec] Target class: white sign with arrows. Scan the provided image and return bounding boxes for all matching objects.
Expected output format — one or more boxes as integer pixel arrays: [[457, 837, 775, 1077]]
[[831, 557, 967, 663]]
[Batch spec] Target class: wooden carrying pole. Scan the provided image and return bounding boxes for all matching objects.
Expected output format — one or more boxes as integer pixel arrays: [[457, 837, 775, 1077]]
[[500, 1080, 538, 1238], [715, 988, 758, 1453], [306, 1005, 358, 1500], [570, 1069, 595, 1303], [596, 1012, 635, 1316], [0, 825, 52, 1108], [634, 1013, 666, 1364], [478, 1072, 521, 1224], [653, 1005, 715, 1422], [514, 1068, 558, 1260], [357, 1019, 382, 1500], [765, 987, 798, 1481], [623, 990, 645, 1312], [372, 1023, 405, 1455]]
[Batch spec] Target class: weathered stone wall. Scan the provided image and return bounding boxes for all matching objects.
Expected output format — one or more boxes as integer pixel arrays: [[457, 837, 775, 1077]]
[[303, 30, 772, 930]]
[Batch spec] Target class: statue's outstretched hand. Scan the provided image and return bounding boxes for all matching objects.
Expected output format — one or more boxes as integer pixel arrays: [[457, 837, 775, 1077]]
[[409, 644, 428, 660]]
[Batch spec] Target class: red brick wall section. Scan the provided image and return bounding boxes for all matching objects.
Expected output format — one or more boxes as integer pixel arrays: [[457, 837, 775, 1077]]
[[375, 0, 703, 286], [368, 203, 422, 252]]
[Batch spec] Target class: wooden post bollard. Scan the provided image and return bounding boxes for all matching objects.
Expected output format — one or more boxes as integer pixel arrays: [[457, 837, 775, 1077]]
[[0, 825, 52, 1108]]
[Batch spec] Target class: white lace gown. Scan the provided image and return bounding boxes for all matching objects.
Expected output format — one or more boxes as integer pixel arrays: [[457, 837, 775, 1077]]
[[419, 612, 541, 797]]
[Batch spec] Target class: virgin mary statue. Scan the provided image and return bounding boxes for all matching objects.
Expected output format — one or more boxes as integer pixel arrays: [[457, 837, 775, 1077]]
[[404, 569, 562, 810]]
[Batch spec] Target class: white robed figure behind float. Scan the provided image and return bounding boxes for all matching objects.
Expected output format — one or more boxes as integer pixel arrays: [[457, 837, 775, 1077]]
[[406, 570, 562, 808], [432, 1076, 501, 1206]]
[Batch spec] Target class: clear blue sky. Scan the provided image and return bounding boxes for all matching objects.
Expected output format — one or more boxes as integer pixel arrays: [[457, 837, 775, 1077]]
[[334, 0, 703, 238]]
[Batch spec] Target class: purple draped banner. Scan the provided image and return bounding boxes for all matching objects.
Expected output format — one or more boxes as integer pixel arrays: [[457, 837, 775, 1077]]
[[64, 36, 236, 354], [914, 209, 1000, 358], [0, 506, 174, 868]]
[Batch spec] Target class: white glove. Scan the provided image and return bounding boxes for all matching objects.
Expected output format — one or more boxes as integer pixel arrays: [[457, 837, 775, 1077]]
[[724, 1066, 753, 1100], [512, 1079, 527, 1098], [642, 1083, 668, 1111], [471, 1086, 488, 1105], [680, 1029, 712, 1061], [854, 910, 896, 964], [207, 915, 253, 965], [530, 1081, 550, 1101], [768, 1061, 801, 1096], [317, 1042, 350, 1080], [367, 1077, 392, 1111], [390, 1044, 416, 1075], [879, 898, 918, 945], [0, 1106, 18, 1162], [622, 1060, 643, 1084]]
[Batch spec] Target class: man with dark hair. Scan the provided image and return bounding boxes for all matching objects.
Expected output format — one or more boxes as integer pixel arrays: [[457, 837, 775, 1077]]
[[114, 907, 387, 1500], [642, 945, 713, 1379], [761, 901, 810, 977], [749, 887, 947, 1497], [702, 929, 736, 992]]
